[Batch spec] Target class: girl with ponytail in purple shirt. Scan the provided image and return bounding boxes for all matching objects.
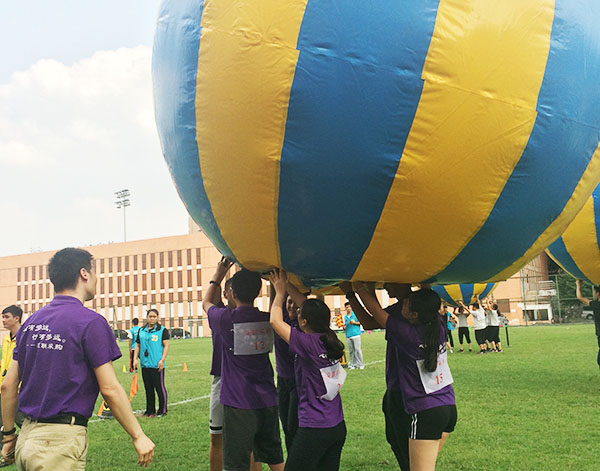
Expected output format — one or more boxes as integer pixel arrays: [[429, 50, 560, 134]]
[[269, 270, 347, 471], [356, 285, 457, 471]]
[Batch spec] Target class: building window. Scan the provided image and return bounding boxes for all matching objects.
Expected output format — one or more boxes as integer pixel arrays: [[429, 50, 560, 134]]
[[178, 271, 183, 287], [109, 258, 113, 272], [125, 256, 130, 272], [151, 253, 156, 269], [31, 266, 36, 281], [168, 272, 173, 289], [17, 268, 21, 283], [196, 249, 201, 265], [117, 257, 122, 272], [98, 259, 105, 274], [160, 252, 165, 267], [133, 255, 138, 271], [168, 251, 173, 266], [142, 254, 147, 270], [151, 273, 156, 290], [17, 286, 20, 301]]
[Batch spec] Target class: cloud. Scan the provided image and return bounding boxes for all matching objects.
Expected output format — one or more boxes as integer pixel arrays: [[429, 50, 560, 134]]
[[0, 46, 189, 256]]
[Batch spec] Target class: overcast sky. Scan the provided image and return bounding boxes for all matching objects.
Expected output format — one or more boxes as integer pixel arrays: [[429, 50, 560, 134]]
[[0, 0, 190, 257]]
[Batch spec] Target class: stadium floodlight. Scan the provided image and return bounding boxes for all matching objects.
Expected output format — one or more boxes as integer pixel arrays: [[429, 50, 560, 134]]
[[115, 189, 131, 242]]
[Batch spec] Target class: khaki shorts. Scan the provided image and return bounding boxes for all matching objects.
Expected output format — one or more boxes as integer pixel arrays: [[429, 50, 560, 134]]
[[16, 418, 88, 470]]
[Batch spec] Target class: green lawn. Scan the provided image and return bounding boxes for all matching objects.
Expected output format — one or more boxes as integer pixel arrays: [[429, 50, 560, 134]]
[[83, 324, 600, 470]]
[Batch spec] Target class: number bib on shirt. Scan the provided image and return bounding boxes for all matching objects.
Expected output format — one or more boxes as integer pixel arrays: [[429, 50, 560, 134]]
[[319, 362, 347, 401], [416, 351, 453, 394], [233, 322, 274, 355]]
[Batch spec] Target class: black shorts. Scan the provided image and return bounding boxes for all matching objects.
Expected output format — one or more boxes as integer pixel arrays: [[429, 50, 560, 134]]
[[475, 328, 487, 345], [487, 325, 500, 343], [409, 405, 457, 440], [223, 405, 283, 470]]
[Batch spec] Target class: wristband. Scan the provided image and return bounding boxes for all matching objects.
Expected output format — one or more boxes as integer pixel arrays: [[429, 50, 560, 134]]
[[209, 280, 219, 285], [1, 426, 15, 436]]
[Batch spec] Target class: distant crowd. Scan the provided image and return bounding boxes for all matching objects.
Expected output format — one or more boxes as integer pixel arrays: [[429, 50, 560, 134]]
[[444, 299, 505, 354]]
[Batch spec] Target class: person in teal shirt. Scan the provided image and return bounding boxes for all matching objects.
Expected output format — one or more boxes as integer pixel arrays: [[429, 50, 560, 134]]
[[343, 302, 364, 369], [128, 318, 140, 373], [133, 309, 170, 417]]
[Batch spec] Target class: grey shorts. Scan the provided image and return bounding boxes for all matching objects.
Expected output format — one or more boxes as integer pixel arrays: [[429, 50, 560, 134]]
[[223, 405, 283, 470], [209, 376, 223, 435]]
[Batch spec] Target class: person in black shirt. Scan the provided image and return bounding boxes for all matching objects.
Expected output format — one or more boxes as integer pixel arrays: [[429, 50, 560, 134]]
[[576, 280, 600, 372]]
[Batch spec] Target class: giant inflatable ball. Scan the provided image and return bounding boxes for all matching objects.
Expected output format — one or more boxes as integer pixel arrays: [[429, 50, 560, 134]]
[[153, 0, 600, 288], [433, 283, 498, 308], [547, 184, 600, 285]]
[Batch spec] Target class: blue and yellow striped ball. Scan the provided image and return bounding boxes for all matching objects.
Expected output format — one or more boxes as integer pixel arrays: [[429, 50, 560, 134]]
[[432, 284, 498, 309], [547, 184, 600, 285], [153, 0, 600, 288]]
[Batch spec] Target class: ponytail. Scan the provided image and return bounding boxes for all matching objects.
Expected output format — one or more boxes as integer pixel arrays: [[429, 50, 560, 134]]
[[320, 329, 345, 361], [300, 299, 345, 361], [409, 289, 443, 372], [422, 315, 441, 372], [493, 303, 501, 317]]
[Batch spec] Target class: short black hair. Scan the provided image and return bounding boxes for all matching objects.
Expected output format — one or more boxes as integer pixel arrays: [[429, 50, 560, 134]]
[[48, 248, 93, 292], [132, 318, 139, 325], [2, 305, 23, 322], [344, 301, 351, 307], [231, 269, 262, 303], [147, 308, 159, 316]]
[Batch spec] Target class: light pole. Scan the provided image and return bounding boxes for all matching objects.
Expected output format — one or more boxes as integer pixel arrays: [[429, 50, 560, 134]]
[[115, 189, 130, 242]]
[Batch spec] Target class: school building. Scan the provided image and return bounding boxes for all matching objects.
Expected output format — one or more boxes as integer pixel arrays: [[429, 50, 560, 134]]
[[0, 217, 552, 337]]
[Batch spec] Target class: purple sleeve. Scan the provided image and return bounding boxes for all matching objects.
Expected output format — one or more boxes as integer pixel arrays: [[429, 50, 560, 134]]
[[208, 305, 228, 333], [289, 328, 313, 358], [13, 325, 25, 360], [385, 315, 410, 354], [83, 316, 122, 368]]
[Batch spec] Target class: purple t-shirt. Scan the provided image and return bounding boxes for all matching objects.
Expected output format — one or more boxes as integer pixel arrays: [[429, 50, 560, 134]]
[[14, 295, 122, 419], [384, 302, 404, 392], [289, 328, 344, 428], [385, 314, 455, 414], [207, 305, 277, 409], [274, 306, 297, 379]]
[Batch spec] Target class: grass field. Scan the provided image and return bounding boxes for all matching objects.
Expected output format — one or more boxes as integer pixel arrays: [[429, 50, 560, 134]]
[[84, 324, 600, 470]]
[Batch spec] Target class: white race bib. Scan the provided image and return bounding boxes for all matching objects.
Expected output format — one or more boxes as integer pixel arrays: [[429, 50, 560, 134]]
[[233, 322, 274, 355], [319, 362, 347, 401], [416, 351, 453, 394]]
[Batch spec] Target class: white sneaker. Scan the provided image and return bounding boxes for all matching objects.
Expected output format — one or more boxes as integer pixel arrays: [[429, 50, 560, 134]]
[[359, 366, 365, 370]]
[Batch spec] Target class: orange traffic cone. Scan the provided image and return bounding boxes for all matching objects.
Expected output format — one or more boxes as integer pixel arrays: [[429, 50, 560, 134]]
[[183, 362, 188, 372]]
